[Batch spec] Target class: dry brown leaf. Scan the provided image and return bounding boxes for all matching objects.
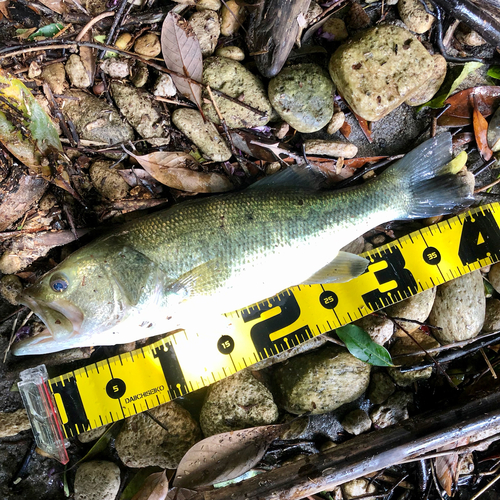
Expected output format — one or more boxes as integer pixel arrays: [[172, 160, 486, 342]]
[[161, 12, 203, 111], [435, 437, 470, 496], [37, 0, 68, 14], [126, 150, 233, 193], [339, 121, 351, 139], [166, 488, 197, 500], [79, 30, 96, 87], [173, 424, 284, 489], [471, 93, 493, 161], [352, 111, 373, 143], [131, 470, 169, 500]]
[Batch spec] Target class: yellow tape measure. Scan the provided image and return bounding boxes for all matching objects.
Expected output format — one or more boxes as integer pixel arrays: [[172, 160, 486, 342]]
[[18, 202, 500, 462]]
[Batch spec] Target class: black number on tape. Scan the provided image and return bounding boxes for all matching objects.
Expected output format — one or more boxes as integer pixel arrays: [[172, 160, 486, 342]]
[[459, 210, 500, 266], [153, 344, 188, 399]]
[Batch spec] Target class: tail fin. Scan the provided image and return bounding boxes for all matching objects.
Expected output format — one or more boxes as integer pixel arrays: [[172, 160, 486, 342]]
[[381, 133, 475, 219]]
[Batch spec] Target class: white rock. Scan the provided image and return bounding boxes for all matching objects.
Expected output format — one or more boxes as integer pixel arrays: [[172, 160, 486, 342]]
[[304, 139, 357, 158], [342, 479, 377, 499], [153, 74, 177, 97], [74, 461, 120, 500], [65, 54, 91, 88], [215, 45, 245, 61], [100, 58, 133, 79], [398, 0, 435, 33], [190, 10, 220, 56]]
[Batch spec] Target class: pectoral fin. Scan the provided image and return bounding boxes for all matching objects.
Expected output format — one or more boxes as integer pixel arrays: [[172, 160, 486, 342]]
[[303, 251, 369, 285]]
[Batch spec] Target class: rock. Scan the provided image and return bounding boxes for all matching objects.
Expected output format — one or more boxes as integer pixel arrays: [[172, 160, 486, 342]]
[[215, 45, 245, 61], [100, 58, 133, 79], [110, 82, 169, 146], [130, 63, 149, 88], [0, 275, 22, 305], [458, 453, 475, 475], [327, 111, 345, 135], [354, 314, 394, 345], [388, 330, 438, 385], [370, 391, 413, 428], [134, 32, 161, 58], [82, 0, 107, 16], [153, 74, 177, 97], [345, 1, 370, 30], [304, 139, 357, 158], [297, 1, 323, 41], [172, 108, 231, 161], [196, 0, 221, 10], [398, 0, 435, 33], [202, 57, 272, 128], [489, 263, 500, 293], [199, 370, 279, 436], [62, 91, 134, 146], [220, 0, 246, 36], [115, 32, 133, 51], [41, 62, 66, 94], [428, 271, 486, 344], [385, 287, 437, 335], [268, 63, 334, 133], [405, 55, 447, 106], [90, 161, 130, 200], [74, 461, 120, 500], [323, 17, 349, 42], [368, 371, 395, 404], [65, 54, 91, 88], [273, 345, 371, 415], [456, 26, 486, 46], [77, 424, 111, 443], [342, 479, 377, 500], [115, 401, 201, 468], [329, 25, 434, 121], [483, 298, 500, 332], [0, 409, 31, 437], [190, 10, 220, 56], [28, 61, 42, 79], [341, 409, 372, 435]]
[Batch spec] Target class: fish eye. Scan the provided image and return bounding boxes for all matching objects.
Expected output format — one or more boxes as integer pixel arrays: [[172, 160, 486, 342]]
[[50, 276, 69, 293]]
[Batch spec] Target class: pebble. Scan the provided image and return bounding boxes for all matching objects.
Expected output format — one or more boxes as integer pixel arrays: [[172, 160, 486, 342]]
[[385, 287, 436, 335], [483, 298, 500, 332], [370, 391, 413, 428], [110, 82, 169, 146], [0, 409, 31, 438], [273, 345, 371, 415], [268, 63, 335, 133], [115, 401, 201, 469], [28, 61, 42, 79], [342, 479, 377, 500], [62, 91, 134, 146], [74, 461, 120, 500], [327, 111, 345, 135], [41, 62, 66, 94], [405, 55, 447, 107], [130, 63, 149, 88], [202, 56, 272, 128], [0, 275, 22, 305], [304, 139, 358, 158], [215, 45, 245, 61], [220, 0, 246, 36], [199, 370, 279, 437], [153, 74, 177, 97], [323, 17, 349, 42], [456, 26, 486, 46], [65, 54, 91, 88], [341, 409, 372, 435], [458, 453, 475, 475], [329, 25, 434, 121], [100, 58, 133, 79], [368, 371, 395, 404], [134, 32, 161, 58], [398, 0, 435, 33], [90, 161, 130, 201], [428, 270, 486, 344], [190, 10, 220, 56], [489, 262, 500, 292], [196, 0, 221, 10], [115, 32, 133, 51], [354, 314, 394, 345], [172, 108, 231, 161]]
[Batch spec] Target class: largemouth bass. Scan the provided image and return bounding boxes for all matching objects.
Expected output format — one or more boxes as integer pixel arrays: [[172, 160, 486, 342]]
[[13, 133, 472, 355]]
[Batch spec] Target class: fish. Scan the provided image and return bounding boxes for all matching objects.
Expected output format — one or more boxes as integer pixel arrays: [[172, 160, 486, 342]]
[[12, 133, 473, 355]]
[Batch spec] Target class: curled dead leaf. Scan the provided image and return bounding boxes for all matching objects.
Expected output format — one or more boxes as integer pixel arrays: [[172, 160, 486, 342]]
[[471, 93, 493, 161], [131, 470, 169, 500]]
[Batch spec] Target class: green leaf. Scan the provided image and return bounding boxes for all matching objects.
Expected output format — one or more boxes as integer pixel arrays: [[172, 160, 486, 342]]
[[28, 23, 64, 40], [487, 66, 500, 80], [336, 324, 394, 367], [419, 62, 483, 110]]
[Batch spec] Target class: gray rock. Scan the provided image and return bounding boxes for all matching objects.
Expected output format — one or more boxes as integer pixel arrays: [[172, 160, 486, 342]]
[[65, 54, 91, 88], [172, 108, 231, 161], [329, 25, 434, 121], [370, 391, 413, 428], [273, 345, 371, 415], [429, 271, 486, 344], [202, 57, 272, 128], [110, 83, 169, 146], [368, 371, 395, 404], [483, 298, 500, 332], [354, 314, 394, 345], [190, 10, 220, 56], [405, 55, 447, 107], [74, 461, 120, 500], [341, 409, 372, 435], [268, 63, 334, 133], [489, 262, 500, 292], [115, 401, 201, 468], [0, 409, 30, 437], [385, 287, 436, 335], [62, 91, 134, 146], [200, 370, 279, 437], [398, 0, 435, 33], [90, 161, 130, 201]]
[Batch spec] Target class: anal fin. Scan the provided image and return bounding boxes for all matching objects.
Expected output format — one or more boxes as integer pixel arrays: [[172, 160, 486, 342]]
[[302, 251, 369, 285]]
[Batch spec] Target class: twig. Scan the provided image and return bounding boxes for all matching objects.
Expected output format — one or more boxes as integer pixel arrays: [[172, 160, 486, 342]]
[[481, 347, 498, 379], [475, 177, 500, 193], [102, 0, 129, 56], [75, 11, 115, 41], [473, 158, 497, 177], [470, 470, 500, 500], [145, 410, 169, 433], [430, 459, 446, 500]]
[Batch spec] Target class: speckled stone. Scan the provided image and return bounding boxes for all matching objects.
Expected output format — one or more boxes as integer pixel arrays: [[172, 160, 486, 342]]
[[370, 391, 413, 428], [74, 461, 120, 500], [341, 409, 372, 435], [483, 298, 500, 332]]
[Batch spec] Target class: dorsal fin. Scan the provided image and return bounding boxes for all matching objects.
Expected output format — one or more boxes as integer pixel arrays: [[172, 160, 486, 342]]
[[248, 164, 325, 191]]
